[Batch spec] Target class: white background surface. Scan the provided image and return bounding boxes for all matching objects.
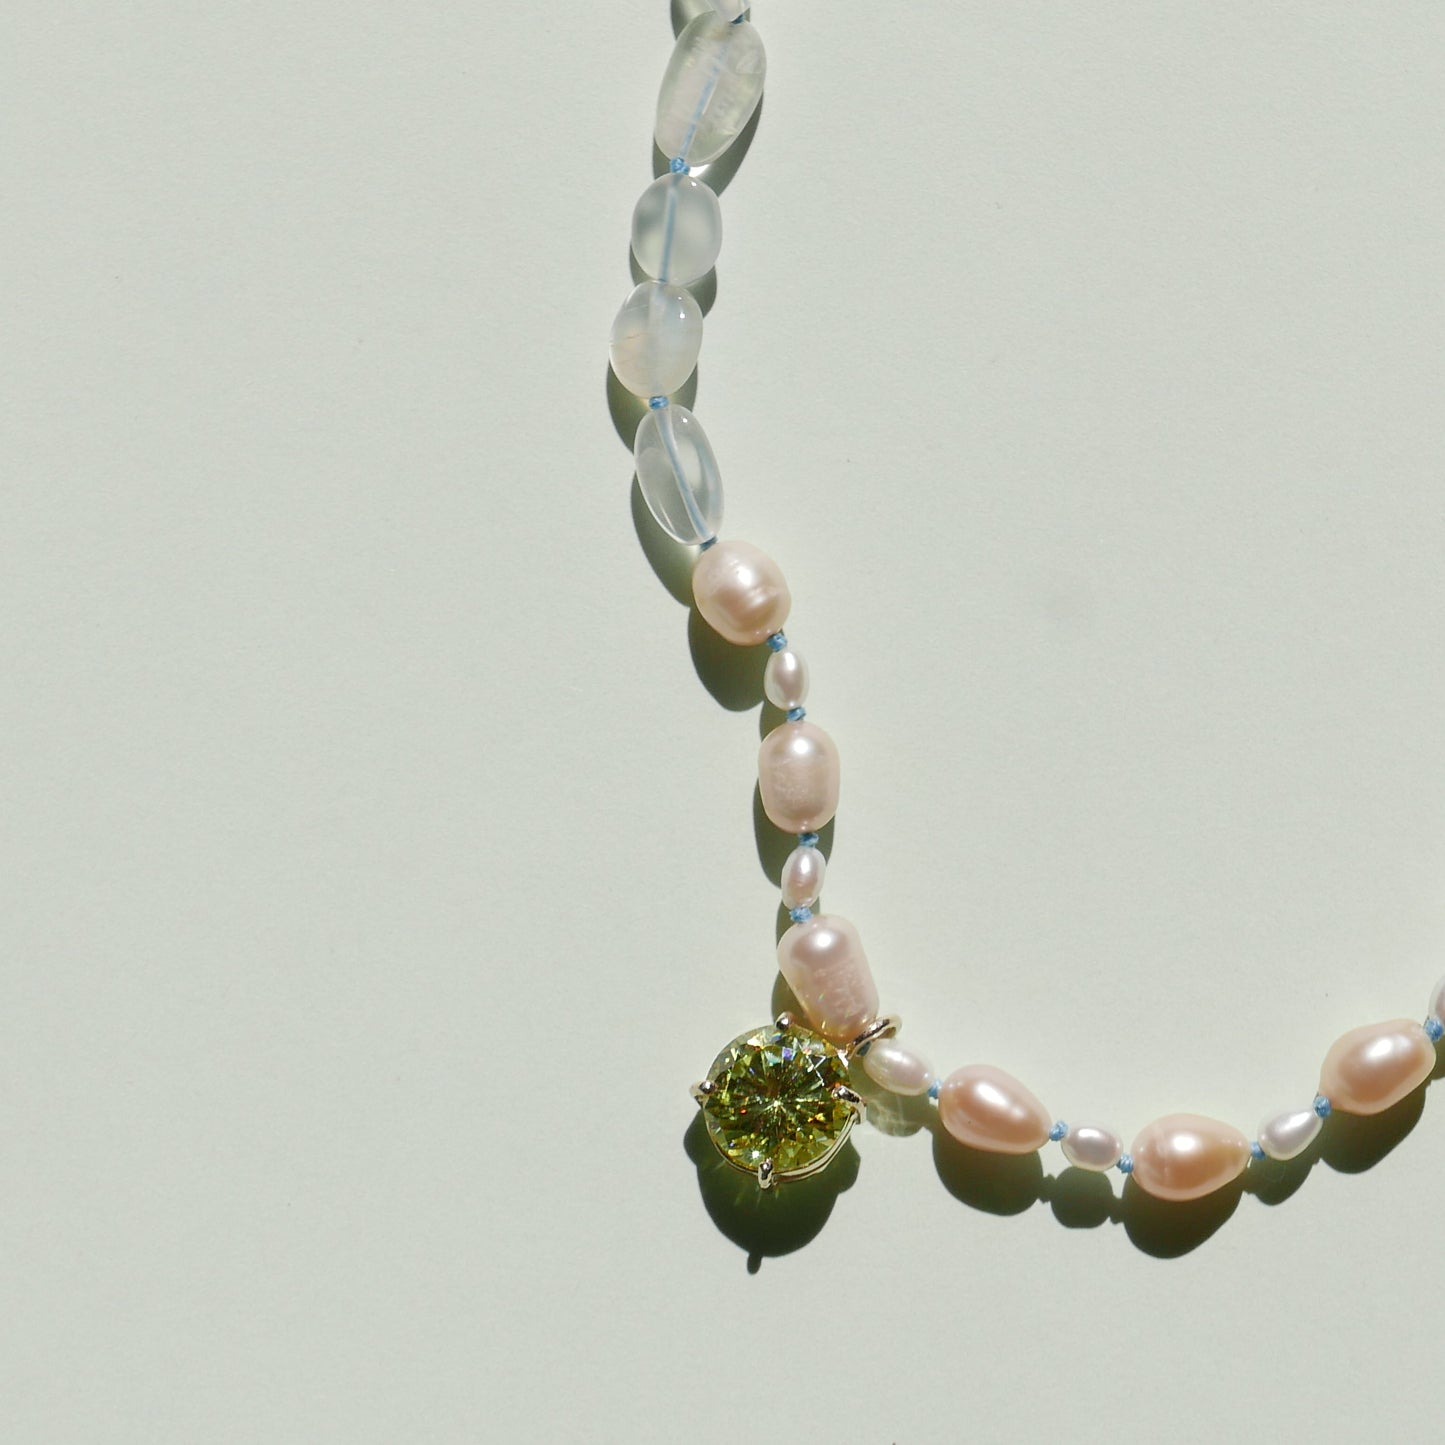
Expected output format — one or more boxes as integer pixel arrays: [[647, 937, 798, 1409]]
[[5, 2, 1445, 1441]]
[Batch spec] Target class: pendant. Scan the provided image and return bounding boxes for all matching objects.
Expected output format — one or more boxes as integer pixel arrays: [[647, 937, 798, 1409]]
[[691, 1013, 897, 1189]]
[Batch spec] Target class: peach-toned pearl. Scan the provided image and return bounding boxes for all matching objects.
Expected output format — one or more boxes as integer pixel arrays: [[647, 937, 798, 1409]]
[[937, 1065, 1052, 1155], [861, 1041, 935, 1097], [1129, 1114, 1250, 1202], [757, 721, 840, 833], [779, 845, 825, 910], [691, 539, 790, 646], [1318, 1018, 1436, 1116], [776, 914, 878, 1044]]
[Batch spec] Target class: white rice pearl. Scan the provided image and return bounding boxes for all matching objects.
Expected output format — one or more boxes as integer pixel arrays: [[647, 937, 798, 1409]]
[[633, 403, 722, 545], [1060, 1123, 1123, 1172], [655, 13, 766, 165], [776, 913, 878, 1044], [779, 845, 824, 910], [630, 173, 722, 285], [862, 1041, 935, 1097], [758, 720, 840, 833], [609, 281, 703, 398], [763, 648, 808, 710], [1130, 1114, 1251, 1202], [1430, 975, 1445, 1026], [1256, 1106, 1323, 1162]]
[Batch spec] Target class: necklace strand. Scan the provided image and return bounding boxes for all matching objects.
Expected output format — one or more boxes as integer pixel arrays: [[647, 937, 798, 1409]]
[[610, 3, 1445, 1201]]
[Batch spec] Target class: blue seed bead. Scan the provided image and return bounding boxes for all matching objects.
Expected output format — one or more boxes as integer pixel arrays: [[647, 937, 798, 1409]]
[[788, 905, 813, 924], [797, 831, 819, 848], [1117, 1154, 1134, 1175], [766, 632, 788, 652], [647, 394, 669, 409], [927, 1080, 941, 1102], [1250, 1142, 1266, 1161], [786, 706, 806, 722], [1048, 1121, 1067, 1143], [669, 156, 690, 174], [1313, 1095, 1332, 1119], [1426, 1016, 1444, 1043]]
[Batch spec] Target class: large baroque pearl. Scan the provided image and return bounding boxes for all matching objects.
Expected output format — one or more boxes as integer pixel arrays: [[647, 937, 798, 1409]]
[[776, 914, 878, 1044], [937, 1065, 1052, 1155], [1129, 1114, 1250, 1202], [691, 539, 790, 645], [757, 721, 840, 833], [1318, 1019, 1436, 1116]]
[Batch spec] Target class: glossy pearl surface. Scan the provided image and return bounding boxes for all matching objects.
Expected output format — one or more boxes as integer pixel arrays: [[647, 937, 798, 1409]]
[[757, 721, 840, 833], [630, 173, 722, 284], [762, 648, 808, 710], [691, 539, 790, 645], [1129, 1114, 1250, 1202], [1060, 1123, 1123, 1172], [779, 845, 824, 910], [1256, 1106, 1323, 1162], [862, 1042, 934, 1097], [937, 1065, 1052, 1155], [608, 281, 703, 398], [655, 14, 766, 165], [633, 403, 721, 545], [776, 914, 878, 1044], [1318, 1018, 1436, 1116]]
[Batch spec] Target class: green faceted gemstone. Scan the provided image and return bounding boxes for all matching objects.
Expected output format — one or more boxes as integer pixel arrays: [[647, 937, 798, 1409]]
[[701, 1023, 854, 1181]]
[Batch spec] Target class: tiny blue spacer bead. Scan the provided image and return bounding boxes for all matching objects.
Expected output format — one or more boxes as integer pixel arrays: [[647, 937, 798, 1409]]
[[786, 706, 806, 722], [1048, 1121, 1067, 1143], [797, 831, 819, 848], [1426, 1016, 1444, 1042], [1313, 1094, 1332, 1118], [927, 1080, 941, 1102], [1250, 1142, 1266, 1161], [698, 536, 717, 550], [766, 632, 788, 652], [669, 156, 689, 173], [1117, 1154, 1134, 1175], [857, 1040, 871, 1056], [648, 395, 669, 409], [788, 906, 813, 924]]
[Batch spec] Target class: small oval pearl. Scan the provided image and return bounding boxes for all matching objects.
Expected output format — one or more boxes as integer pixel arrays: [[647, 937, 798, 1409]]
[[1318, 1018, 1436, 1116], [1256, 1106, 1323, 1162], [1129, 1114, 1250, 1202], [779, 845, 825, 910], [633, 403, 722, 546], [691, 539, 790, 645], [757, 720, 841, 834], [938, 1065, 1052, 1155], [1060, 1123, 1124, 1172], [763, 648, 809, 710], [630, 173, 722, 285], [1430, 975, 1445, 1026], [655, 14, 766, 165], [608, 281, 703, 398], [776, 913, 878, 1044], [862, 1041, 935, 1097]]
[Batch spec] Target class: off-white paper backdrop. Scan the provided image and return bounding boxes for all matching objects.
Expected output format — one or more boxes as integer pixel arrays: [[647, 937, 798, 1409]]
[[4, 2, 1444, 1441]]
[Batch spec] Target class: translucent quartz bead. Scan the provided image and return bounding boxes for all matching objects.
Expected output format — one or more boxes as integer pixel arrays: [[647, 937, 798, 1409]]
[[655, 13, 766, 166], [779, 844, 824, 910], [762, 648, 808, 710], [631, 173, 722, 285], [708, 1, 751, 21], [862, 1041, 935, 1097], [633, 403, 721, 545], [1060, 1123, 1124, 1172], [609, 282, 703, 398]]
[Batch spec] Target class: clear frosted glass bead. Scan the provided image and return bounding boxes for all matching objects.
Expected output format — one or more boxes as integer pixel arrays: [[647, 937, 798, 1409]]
[[631, 173, 723, 285], [633, 403, 722, 545], [609, 282, 703, 398], [655, 13, 766, 166], [708, 1, 751, 21]]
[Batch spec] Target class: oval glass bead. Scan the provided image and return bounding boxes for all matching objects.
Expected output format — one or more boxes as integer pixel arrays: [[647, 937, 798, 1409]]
[[776, 913, 878, 1044], [1129, 1114, 1250, 1202], [779, 844, 824, 910], [608, 281, 703, 398], [758, 720, 840, 833], [633, 403, 722, 545], [1060, 1123, 1123, 1172], [1318, 1019, 1436, 1116], [631, 173, 722, 285], [1255, 1106, 1323, 1162], [862, 1041, 935, 1097], [655, 13, 767, 166], [763, 648, 808, 710]]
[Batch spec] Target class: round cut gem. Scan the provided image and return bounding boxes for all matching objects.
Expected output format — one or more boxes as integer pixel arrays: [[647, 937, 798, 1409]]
[[701, 1022, 855, 1182]]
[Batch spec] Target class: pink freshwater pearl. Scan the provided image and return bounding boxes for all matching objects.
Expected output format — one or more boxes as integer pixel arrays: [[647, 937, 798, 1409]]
[[1129, 1114, 1250, 1202], [1318, 1018, 1436, 1116], [776, 913, 878, 1044], [937, 1065, 1052, 1155], [691, 539, 790, 646], [757, 721, 840, 833]]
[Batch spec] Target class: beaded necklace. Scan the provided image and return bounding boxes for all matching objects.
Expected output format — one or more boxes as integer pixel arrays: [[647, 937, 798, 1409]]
[[609, 4, 1445, 1203]]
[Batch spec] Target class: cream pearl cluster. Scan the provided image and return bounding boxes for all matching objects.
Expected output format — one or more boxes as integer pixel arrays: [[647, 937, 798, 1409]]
[[613, 4, 1445, 1203]]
